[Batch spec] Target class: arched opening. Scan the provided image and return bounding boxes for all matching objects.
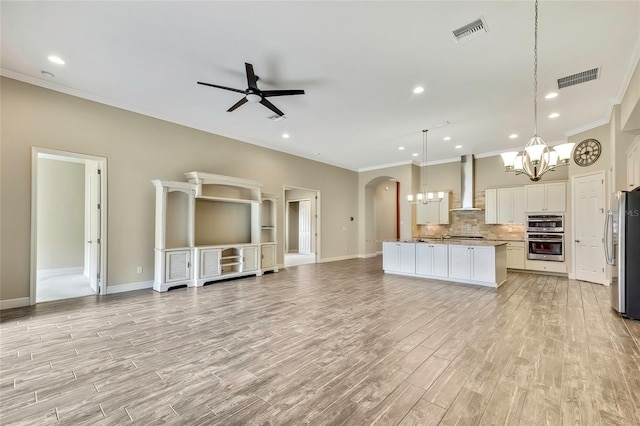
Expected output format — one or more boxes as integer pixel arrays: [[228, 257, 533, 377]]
[[364, 176, 400, 256]]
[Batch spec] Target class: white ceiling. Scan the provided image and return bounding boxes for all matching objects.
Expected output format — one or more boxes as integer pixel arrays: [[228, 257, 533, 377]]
[[2, 1, 639, 171]]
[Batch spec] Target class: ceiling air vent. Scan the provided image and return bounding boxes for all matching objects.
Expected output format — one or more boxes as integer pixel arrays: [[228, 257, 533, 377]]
[[266, 114, 286, 122], [557, 67, 599, 89], [452, 17, 489, 44]]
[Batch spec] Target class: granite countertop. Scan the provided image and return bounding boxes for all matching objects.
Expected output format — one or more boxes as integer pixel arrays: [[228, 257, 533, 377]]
[[394, 239, 508, 247]]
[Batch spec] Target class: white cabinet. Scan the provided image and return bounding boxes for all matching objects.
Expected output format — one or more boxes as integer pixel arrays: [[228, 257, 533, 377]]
[[416, 192, 450, 225], [485, 189, 497, 224], [242, 245, 259, 272], [383, 242, 416, 274], [506, 241, 525, 269], [152, 172, 279, 292], [384, 242, 507, 287], [525, 182, 566, 212], [165, 249, 192, 284], [197, 247, 221, 284], [416, 243, 448, 278], [261, 244, 277, 272], [448, 245, 498, 283], [627, 137, 640, 189], [486, 187, 525, 224], [448, 245, 472, 280]]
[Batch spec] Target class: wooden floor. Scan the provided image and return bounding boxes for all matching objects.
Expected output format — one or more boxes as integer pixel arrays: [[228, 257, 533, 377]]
[[1, 257, 639, 425]]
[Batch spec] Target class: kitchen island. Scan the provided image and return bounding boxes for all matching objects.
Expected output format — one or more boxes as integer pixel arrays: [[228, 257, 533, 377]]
[[383, 240, 508, 288]]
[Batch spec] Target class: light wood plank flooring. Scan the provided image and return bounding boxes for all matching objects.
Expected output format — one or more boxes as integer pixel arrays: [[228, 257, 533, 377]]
[[1, 257, 639, 425]]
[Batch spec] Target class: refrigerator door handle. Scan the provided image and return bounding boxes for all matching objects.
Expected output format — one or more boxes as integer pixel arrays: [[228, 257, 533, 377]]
[[604, 211, 613, 265]]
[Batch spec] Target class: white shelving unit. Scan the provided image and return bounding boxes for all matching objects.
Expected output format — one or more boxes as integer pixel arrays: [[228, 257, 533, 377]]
[[152, 172, 279, 292]]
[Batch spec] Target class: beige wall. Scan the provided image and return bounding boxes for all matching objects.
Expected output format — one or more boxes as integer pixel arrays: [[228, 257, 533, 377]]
[[621, 58, 640, 133], [374, 179, 397, 251], [1, 77, 358, 301], [36, 158, 85, 270]]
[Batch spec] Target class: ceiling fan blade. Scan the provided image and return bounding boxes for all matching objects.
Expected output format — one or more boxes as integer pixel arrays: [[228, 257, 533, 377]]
[[261, 89, 305, 98], [245, 63, 259, 89], [260, 98, 284, 116], [197, 82, 246, 94], [227, 97, 248, 112]]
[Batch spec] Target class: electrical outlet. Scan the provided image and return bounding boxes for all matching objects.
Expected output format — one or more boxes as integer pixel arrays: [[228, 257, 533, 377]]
[[136, 266, 143, 274]]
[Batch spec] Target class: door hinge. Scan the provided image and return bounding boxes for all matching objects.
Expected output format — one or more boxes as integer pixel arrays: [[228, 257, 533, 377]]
[[602, 267, 605, 272], [98, 169, 102, 175], [97, 238, 101, 244], [97, 272, 101, 280], [97, 203, 101, 209]]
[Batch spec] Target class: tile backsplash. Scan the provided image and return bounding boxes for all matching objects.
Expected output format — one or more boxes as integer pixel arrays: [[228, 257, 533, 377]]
[[417, 191, 525, 240]]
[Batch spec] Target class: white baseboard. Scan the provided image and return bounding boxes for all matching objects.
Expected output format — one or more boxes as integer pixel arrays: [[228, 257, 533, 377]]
[[37, 266, 84, 278], [106, 280, 153, 294], [318, 254, 359, 263], [0, 297, 31, 310], [359, 252, 379, 259]]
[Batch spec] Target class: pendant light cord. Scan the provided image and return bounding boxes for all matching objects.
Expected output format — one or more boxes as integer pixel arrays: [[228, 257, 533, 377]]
[[422, 129, 428, 195], [533, 0, 538, 137]]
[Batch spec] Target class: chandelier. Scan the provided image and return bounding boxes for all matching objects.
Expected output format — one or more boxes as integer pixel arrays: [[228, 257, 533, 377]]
[[407, 130, 444, 204], [500, 0, 574, 181]]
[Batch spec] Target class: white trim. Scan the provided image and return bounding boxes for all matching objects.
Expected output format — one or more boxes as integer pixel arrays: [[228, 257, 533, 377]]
[[571, 170, 607, 285], [614, 35, 640, 104], [318, 254, 360, 263], [358, 160, 414, 173], [37, 267, 84, 278], [31, 147, 108, 305], [564, 118, 611, 139], [106, 280, 153, 294], [359, 252, 378, 259], [0, 70, 357, 172], [283, 185, 322, 264], [0, 297, 31, 311]]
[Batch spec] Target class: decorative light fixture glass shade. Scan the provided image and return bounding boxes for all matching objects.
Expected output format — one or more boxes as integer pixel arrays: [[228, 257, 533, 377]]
[[246, 93, 261, 103], [407, 130, 443, 204], [500, 0, 574, 181]]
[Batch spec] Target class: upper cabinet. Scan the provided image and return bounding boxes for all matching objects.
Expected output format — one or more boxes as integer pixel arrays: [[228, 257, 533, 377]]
[[416, 192, 451, 225], [627, 137, 640, 190], [525, 182, 566, 212], [485, 187, 525, 224]]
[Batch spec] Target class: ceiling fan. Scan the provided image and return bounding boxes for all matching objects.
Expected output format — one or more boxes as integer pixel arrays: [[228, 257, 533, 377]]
[[197, 63, 305, 117]]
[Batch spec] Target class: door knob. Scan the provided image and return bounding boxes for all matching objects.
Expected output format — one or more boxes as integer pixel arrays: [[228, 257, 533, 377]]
[[575, 240, 580, 243]]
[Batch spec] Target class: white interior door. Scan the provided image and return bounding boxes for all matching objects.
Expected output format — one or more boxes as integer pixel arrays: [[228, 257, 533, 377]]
[[86, 161, 101, 293], [298, 199, 311, 254], [574, 172, 606, 284]]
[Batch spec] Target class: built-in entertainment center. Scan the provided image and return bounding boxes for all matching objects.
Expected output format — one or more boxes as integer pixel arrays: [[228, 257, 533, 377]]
[[152, 172, 278, 292]]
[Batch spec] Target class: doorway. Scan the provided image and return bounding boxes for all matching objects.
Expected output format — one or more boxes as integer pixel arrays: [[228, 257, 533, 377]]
[[572, 170, 606, 284], [31, 148, 107, 304], [284, 186, 320, 267]]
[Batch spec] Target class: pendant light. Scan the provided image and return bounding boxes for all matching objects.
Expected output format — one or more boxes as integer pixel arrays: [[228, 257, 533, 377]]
[[500, 0, 574, 181], [407, 130, 444, 204]]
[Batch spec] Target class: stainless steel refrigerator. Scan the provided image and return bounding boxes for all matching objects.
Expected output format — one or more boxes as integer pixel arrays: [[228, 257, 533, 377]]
[[604, 188, 640, 320]]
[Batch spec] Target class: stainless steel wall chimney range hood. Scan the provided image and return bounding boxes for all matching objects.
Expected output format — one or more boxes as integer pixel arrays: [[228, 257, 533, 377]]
[[450, 155, 482, 211]]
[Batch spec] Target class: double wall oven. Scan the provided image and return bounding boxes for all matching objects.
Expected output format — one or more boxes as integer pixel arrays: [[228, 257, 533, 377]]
[[526, 214, 564, 262]]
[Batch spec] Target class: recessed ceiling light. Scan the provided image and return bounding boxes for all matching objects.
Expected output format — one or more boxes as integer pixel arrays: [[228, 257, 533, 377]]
[[48, 55, 65, 65], [282, 133, 290, 139], [548, 112, 560, 118], [443, 137, 451, 141], [412, 153, 419, 157], [398, 146, 405, 150], [509, 134, 518, 139], [455, 145, 462, 149], [413, 86, 424, 94], [545, 92, 558, 99]]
